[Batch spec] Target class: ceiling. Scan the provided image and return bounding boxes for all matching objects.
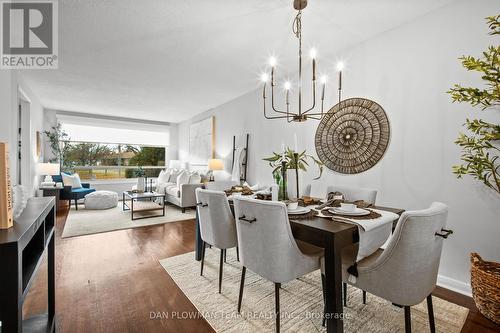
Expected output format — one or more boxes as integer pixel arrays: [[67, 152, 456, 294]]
[[21, 0, 456, 123]]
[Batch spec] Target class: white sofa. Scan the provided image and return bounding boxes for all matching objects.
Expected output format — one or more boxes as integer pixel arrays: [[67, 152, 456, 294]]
[[156, 168, 208, 212]]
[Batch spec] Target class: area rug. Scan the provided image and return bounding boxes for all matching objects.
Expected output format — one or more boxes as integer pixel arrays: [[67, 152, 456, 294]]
[[160, 248, 469, 333], [62, 204, 195, 238]]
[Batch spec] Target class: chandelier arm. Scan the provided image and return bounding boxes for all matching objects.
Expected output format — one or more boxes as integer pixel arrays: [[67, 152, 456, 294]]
[[270, 85, 291, 115], [302, 81, 317, 114], [264, 89, 295, 119], [303, 96, 324, 117]]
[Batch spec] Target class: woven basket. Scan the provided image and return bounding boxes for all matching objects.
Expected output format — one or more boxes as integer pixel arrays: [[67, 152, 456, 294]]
[[470, 252, 500, 324]]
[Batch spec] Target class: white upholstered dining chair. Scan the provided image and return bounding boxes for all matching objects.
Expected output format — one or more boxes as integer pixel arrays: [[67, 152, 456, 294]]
[[195, 188, 238, 293], [326, 185, 378, 205], [324, 202, 450, 333], [233, 197, 324, 333]]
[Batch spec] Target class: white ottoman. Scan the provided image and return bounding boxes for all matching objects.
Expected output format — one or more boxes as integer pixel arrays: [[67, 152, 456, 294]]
[[84, 190, 118, 210]]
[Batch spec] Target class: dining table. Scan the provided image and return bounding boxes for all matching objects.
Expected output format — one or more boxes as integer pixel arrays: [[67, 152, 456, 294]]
[[194, 197, 404, 333]]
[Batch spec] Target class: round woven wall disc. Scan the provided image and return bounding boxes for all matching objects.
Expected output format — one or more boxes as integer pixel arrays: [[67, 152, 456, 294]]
[[314, 98, 390, 174]]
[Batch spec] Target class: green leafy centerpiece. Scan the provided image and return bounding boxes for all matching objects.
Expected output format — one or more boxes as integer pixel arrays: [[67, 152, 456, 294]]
[[263, 148, 323, 200]]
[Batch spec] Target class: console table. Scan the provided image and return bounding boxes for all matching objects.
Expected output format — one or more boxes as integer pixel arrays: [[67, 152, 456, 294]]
[[0, 197, 56, 333]]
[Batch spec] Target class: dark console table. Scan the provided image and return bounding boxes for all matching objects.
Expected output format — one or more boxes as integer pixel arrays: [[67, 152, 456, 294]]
[[0, 197, 56, 333]]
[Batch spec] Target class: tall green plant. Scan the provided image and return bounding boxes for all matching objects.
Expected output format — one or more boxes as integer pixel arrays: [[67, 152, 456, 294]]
[[263, 147, 324, 179], [448, 15, 500, 194], [43, 122, 70, 164]]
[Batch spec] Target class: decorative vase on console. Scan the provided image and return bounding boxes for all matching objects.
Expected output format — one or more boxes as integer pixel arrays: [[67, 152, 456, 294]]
[[12, 185, 27, 220]]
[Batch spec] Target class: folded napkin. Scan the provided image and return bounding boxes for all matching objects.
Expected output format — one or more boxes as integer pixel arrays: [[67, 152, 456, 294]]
[[331, 209, 398, 232]]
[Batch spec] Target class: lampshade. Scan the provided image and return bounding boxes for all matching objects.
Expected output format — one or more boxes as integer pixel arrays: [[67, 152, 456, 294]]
[[37, 163, 60, 175], [207, 159, 224, 171]]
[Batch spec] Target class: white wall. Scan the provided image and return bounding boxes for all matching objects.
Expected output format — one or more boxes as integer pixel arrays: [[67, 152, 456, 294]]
[[178, 0, 500, 295], [0, 70, 45, 197], [0, 71, 18, 182]]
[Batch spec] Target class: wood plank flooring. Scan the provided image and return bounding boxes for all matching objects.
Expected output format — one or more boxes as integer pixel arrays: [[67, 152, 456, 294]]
[[22, 203, 499, 332]]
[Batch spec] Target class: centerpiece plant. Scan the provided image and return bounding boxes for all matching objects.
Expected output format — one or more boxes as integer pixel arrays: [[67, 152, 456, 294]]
[[263, 147, 323, 200]]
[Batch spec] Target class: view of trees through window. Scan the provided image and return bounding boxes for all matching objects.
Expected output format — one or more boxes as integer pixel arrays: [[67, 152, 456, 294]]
[[61, 142, 166, 180]]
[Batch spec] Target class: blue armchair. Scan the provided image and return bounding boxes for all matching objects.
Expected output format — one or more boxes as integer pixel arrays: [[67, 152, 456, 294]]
[[53, 174, 96, 210]]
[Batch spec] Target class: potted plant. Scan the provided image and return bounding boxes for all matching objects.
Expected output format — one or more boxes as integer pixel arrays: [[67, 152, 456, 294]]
[[44, 121, 70, 165], [263, 147, 323, 199], [134, 166, 146, 192], [447, 14, 499, 323]]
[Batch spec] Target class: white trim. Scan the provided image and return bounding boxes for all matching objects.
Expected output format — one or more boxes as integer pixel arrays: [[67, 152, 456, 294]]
[[437, 275, 472, 297]]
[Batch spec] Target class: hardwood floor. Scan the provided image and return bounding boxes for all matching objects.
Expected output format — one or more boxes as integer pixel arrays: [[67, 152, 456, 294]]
[[23, 203, 499, 333]]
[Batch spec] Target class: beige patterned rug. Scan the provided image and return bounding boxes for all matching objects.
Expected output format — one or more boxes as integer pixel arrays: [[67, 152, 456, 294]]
[[62, 204, 195, 238], [160, 248, 469, 333]]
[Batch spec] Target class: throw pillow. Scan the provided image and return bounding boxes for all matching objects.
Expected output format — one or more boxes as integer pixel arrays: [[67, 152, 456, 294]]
[[157, 170, 170, 183], [189, 172, 201, 184], [61, 173, 82, 189], [169, 169, 181, 183], [176, 170, 190, 188]]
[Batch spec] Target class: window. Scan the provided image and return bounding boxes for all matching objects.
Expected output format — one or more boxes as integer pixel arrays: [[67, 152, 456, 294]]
[[61, 142, 166, 180]]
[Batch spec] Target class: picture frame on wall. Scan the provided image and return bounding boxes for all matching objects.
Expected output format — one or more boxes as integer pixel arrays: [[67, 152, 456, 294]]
[[189, 116, 215, 167]]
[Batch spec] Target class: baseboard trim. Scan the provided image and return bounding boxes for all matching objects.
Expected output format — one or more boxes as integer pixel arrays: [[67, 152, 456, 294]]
[[437, 275, 472, 297]]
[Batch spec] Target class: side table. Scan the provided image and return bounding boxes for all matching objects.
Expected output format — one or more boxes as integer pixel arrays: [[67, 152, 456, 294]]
[[40, 185, 63, 211]]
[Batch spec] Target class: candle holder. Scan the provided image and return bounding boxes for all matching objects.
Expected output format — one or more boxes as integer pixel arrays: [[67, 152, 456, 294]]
[[279, 160, 289, 201], [293, 152, 300, 199]]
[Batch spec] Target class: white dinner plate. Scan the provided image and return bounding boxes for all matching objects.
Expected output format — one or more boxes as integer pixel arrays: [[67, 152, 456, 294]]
[[288, 207, 311, 215], [329, 207, 370, 216]]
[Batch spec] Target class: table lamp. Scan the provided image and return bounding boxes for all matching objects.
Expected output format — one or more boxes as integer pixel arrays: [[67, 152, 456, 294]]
[[207, 159, 223, 181], [37, 163, 60, 187]]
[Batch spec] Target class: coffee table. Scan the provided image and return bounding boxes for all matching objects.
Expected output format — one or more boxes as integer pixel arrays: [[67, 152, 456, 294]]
[[122, 191, 166, 220]]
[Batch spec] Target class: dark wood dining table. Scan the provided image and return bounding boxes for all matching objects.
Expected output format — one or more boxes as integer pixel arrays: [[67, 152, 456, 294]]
[[194, 201, 404, 333]]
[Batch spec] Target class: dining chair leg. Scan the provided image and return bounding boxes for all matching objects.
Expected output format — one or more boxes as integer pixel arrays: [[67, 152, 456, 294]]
[[362, 290, 367, 304], [321, 274, 326, 327], [426, 295, 436, 333], [218, 249, 224, 293], [224, 249, 227, 263], [343, 282, 347, 306], [404, 306, 412, 333], [200, 241, 206, 276], [275, 283, 281, 333], [236, 247, 239, 261], [237, 266, 246, 312]]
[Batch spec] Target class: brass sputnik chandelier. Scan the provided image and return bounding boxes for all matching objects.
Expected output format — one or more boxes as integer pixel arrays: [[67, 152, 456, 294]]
[[261, 0, 327, 122]]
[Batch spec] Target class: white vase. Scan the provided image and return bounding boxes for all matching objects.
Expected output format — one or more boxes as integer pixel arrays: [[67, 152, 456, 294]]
[[286, 169, 303, 199], [137, 177, 145, 192], [12, 185, 27, 219]]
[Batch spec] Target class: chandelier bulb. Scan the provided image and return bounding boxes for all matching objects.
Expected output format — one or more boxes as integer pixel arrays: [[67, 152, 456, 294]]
[[269, 56, 277, 67], [309, 48, 317, 59]]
